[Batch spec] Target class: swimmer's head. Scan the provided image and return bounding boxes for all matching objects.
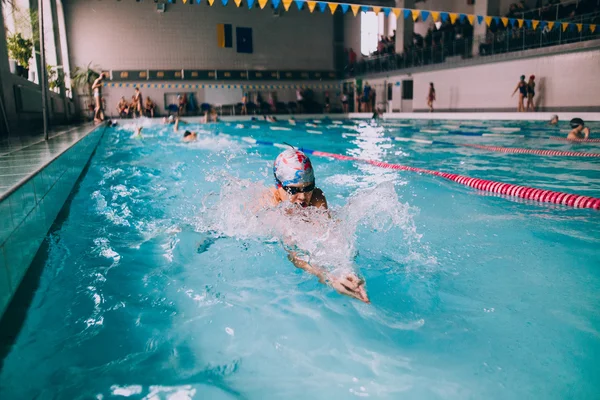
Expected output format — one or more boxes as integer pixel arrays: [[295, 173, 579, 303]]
[[168, 115, 174, 123], [530, 75, 535, 80], [183, 131, 197, 142], [550, 115, 559, 124], [273, 148, 315, 188], [570, 118, 584, 129], [135, 87, 140, 92], [520, 75, 525, 81]]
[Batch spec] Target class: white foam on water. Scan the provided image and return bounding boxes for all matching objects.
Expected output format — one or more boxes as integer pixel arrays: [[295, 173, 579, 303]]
[[111, 385, 143, 397], [489, 127, 521, 132], [307, 130, 323, 135], [270, 126, 291, 131]]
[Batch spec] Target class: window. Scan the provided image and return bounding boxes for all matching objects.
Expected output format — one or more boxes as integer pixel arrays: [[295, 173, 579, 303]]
[[361, 12, 378, 56], [56, 0, 72, 97], [2, 0, 38, 83]]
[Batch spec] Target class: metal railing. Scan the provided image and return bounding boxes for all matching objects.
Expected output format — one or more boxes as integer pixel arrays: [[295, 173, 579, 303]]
[[346, 10, 600, 77]]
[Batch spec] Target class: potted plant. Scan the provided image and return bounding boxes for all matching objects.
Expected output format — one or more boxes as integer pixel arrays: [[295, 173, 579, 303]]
[[71, 63, 100, 97], [7, 32, 33, 78], [47, 65, 65, 92]]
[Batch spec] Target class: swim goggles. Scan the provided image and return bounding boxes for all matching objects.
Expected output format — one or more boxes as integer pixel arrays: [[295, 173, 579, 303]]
[[277, 179, 315, 195]]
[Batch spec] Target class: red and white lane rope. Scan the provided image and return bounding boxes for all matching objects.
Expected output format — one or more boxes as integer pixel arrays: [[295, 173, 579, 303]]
[[549, 137, 600, 143], [458, 143, 600, 158]]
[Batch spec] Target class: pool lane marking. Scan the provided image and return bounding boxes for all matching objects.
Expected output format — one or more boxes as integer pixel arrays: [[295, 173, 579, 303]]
[[243, 137, 600, 210]]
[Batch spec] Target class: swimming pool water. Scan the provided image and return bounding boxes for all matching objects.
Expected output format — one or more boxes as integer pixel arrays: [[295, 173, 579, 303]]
[[0, 118, 599, 399]]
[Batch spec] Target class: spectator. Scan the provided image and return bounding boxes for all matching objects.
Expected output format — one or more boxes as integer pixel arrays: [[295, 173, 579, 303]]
[[526, 75, 536, 112], [116, 96, 129, 118], [144, 97, 155, 118], [241, 92, 248, 115], [178, 94, 187, 116], [324, 92, 330, 113], [91, 72, 106, 124], [341, 92, 349, 113], [427, 82, 436, 112], [512, 75, 528, 112], [133, 88, 143, 117], [296, 89, 304, 113]]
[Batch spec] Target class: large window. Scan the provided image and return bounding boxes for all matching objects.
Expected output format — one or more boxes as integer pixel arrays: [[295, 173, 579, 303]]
[[2, 0, 38, 83], [361, 12, 378, 56]]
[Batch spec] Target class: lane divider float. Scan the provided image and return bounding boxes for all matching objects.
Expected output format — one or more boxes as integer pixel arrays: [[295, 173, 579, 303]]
[[242, 137, 600, 210], [550, 136, 600, 143]]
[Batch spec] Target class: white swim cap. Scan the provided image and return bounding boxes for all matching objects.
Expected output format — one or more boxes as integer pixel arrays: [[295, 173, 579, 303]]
[[273, 149, 315, 187]]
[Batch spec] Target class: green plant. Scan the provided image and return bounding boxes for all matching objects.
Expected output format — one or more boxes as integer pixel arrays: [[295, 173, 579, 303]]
[[7, 32, 33, 68], [71, 63, 100, 96], [47, 65, 64, 91]]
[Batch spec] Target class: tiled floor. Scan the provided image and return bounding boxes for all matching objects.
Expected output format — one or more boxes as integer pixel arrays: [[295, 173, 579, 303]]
[[0, 124, 95, 198]]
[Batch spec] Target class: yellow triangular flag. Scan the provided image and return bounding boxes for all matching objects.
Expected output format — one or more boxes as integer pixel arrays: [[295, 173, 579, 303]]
[[182, 0, 187, 3], [591, 24, 596, 33], [517, 19, 524, 28], [328, 3, 338, 14], [282, 0, 292, 11], [449, 13, 457, 24], [208, 0, 214, 5], [562, 22, 569, 31], [430, 11, 439, 22], [392, 8, 402, 19], [576, 23, 582, 32], [351, 4, 360, 16], [411, 9, 419, 21], [372, 7, 381, 15], [307, 1, 316, 12], [467, 14, 474, 25], [258, 0, 268, 9], [501, 17, 508, 27], [547, 21, 554, 30], [532, 20, 539, 30]]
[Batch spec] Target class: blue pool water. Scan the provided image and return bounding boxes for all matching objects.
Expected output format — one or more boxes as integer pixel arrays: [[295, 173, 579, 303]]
[[1, 118, 599, 399]]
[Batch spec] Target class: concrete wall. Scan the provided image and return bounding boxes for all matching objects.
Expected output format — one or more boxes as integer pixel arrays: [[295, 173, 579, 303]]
[[0, 126, 104, 319], [63, 0, 334, 71], [359, 49, 600, 112]]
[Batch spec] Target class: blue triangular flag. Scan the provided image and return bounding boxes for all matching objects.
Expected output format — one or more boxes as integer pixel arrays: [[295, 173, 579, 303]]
[[509, 18, 516, 26], [403, 9, 411, 19], [569, 23, 576, 31], [361, 6, 369, 13], [440, 12, 448, 22], [341, 4, 349, 13], [222, 0, 228, 5], [459, 14, 466, 23], [421, 10, 430, 21], [539, 21, 547, 30], [294, 0, 303, 10], [525, 19, 532, 28], [247, 0, 254, 8], [493, 16, 500, 26], [477, 15, 484, 24], [196, 0, 201, 3], [318, 2, 326, 12], [272, 0, 281, 9], [383, 7, 391, 17], [169, 0, 174, 3]]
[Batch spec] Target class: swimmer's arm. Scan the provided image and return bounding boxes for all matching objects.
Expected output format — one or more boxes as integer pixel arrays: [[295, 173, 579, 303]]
[[584, 127, 590, 139], [310, 188, 328, 210], [511, 85, 519, 96], [174, 117, 179, 132], [287, 251, 328, 283]]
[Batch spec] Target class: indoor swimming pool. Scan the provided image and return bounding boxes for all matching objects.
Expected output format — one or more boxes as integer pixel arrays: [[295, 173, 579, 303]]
[[0, 117, 598, 399]]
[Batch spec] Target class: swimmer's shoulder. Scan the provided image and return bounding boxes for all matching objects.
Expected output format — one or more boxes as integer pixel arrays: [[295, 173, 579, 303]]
[[310, 188, 328, 209]]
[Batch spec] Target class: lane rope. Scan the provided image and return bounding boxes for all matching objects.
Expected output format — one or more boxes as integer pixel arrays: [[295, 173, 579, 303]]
[[243, 137, 600, 210]]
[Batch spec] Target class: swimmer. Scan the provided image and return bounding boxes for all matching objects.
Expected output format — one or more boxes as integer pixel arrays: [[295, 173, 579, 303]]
[[550, 115, 559, 125], [163, 115, 175, 124], [134, 126, 143, 139], [289, 117, 297, 126], [174, 117, 197, 142], [512, 75, 527, 112], [372, 107, 383, 120], [204, 108, 219, 123], [567, 118, 591, 140], [91, 72, 106, 124], [264, 115, 278, 123], [261, 148, 369, 303]]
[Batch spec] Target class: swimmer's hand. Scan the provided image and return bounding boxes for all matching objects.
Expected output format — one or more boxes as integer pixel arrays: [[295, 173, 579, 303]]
[[328, 273, 370, 304]]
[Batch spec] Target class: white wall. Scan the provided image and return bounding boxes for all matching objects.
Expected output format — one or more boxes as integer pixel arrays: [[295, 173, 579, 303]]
[[343, 13, 361, 58], [360, 49, 600, 112], [63, 0, 334, 71]]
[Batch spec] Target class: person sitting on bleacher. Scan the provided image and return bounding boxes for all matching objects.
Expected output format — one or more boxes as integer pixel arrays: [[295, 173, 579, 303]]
[[116, 97, 129, 118], [178, 94, 187, 116], [144, 97, 155, 118]]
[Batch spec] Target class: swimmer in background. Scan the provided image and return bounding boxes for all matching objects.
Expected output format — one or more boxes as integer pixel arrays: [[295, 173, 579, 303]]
[[134, 126, 143, 139], [372, 107, 383, 120], [526, 75, 535, 112], [567, 118, 591, 140], [163, 115, 176, 124], [204, 108, 219, 123], [289, 117, 297, 125], [174, 117, 197, 142], [264, 115, 278, 123], [512, 75, 527, 112], [550, 115, 559, 125], [91, 72, 106, 124], [261, 148, 369, 303], [427, 82, 436, 112]]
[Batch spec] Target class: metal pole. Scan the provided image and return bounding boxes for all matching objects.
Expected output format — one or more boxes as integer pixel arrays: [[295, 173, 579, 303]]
[[38, 0, 49, 141]]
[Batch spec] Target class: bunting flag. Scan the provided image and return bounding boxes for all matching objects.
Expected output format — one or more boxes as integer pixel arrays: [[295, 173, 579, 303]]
[[383, 8, 390, 17], [591, 24, 597, 33], [294, 0, 303, 10], [258, 0, 267, 9], [282, 0, 292, 11], [360, 6, 368, 12], [272, 0, 280, 8], [341, 4, 349, 14], [562, 22, 569, 31], [493, 16, 500, 26], [484, 16, 492, 27], [196, 0, 201, 4], [404, 9, 411, 19], [234, 0, 242, 6], [318, 2, 326, 12], [222, 0, 228, 5], [501, 17, 508, 27], [182, 0, 187, 4], [576, 23, 582, 32], [372, 6, 381, 15], [449, 13, 458, 24], [208, 0, 214, 5], [525, 19, 531, 28], [547, 21, 554, 30], [431, 11, 439, 22], [440, 12, 448, 22], [328, 2, 337, 14], [411, 9, 419, 21], [392, 8, 401, 19], [421, 10, 430, 21], [540, 21, 547, 30], [307, 1, 316, 12], [517, 19, 524, 28], [509, 18, 516, 26], [467, 14, 474, 25], [477, 15, 484, 24], [569, 23, 576, 31], [531, 20, 539, 30], [350, 4, 359, 16], [246, 0, 253, 7]]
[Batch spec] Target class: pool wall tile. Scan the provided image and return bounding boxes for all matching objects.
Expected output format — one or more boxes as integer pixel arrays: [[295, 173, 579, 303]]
[[0, 125, 105, 319]]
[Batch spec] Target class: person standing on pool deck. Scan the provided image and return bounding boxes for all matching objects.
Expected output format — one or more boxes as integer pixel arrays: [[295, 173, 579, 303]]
[[427, 82, 436, 112], [512, 75, 527, 112], [526, 75, 536, 112], [261, 148, 369, 303], [91, 73, 106, 124], [567, 118, 591, 140], [550, 115, 559, 125]]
